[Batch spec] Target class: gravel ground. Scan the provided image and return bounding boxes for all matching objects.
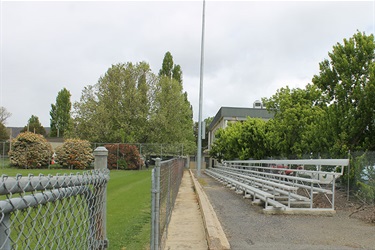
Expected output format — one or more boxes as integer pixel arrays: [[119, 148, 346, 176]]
[[198, 173, 375, 250]]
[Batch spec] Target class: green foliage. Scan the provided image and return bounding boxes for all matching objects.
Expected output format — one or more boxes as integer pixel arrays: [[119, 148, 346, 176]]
[[50, 88, 72, 137], [349, 151, 375, 204], [151, 52, 194, 149], [211, 31, 375, 162], [238, 118, 273, 160], [356, 181, 375, 204], [209, 118, 272, 161], [55, 139, 94, 169], [312, 31, 375, 154], [69, 85, 99, 141], [20, 115, 46, 136], [149, 76, 195, 145], [0, 122, 9, 141], [105, 144, 143, 170], [71, 53, 195, 150], [8, 132, 53, 168], [159, 51, 174, 78], [263, 85, 326, 158], [72, 62, 155, 143]]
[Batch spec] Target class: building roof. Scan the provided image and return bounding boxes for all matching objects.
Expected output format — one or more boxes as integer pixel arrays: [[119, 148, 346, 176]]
[[209, 107, 274, 130], [7, 127, 51, 139]]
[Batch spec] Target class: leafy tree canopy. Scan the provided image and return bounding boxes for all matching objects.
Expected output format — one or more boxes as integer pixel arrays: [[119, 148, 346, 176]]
[[71, 53, 195, 154], [263, 84, 326, 158], [0, 122, 9, 141], [312, 31, 375, 154], [50, 88, 72, 137], [159, 51, 183, 85], [211, 31, 375, 160], [21, 115, 46, 136]]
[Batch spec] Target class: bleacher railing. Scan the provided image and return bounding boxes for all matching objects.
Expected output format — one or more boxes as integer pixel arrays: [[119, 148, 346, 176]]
[[0, 147, 110, 250], [150, 157, 186, 250], [207, 159, 349, 213]]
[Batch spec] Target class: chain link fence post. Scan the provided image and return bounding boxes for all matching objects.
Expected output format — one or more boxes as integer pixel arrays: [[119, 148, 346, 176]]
[[151, 158, 161, 250], [93, 146, 109, 249]]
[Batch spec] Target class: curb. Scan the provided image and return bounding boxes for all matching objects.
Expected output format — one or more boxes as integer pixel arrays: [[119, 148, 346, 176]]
[[189, 170, 231, 250]]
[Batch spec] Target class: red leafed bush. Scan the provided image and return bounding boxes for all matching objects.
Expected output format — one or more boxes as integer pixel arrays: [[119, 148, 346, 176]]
[[8, 132, 53, 168], [105, 144, 143, 170], [55, 139, 94, 170]]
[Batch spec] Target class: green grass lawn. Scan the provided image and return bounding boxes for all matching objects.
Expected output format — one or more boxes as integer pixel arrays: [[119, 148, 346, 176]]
[[107, 170, 151, 250], [0, 168, 152, 250]]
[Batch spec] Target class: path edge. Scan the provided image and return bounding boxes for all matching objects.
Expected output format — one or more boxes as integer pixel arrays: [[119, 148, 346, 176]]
[[189, 170, 231, 250]]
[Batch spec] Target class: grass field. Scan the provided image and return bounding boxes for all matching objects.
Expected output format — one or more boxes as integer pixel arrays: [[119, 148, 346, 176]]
[[0, 167, 152, 250]]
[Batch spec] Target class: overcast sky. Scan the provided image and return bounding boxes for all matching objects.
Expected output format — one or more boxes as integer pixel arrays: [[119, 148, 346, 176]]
[[1, 1, 374, 127]]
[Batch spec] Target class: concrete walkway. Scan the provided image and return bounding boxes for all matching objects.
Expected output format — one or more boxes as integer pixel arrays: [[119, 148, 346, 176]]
[[165, 170, 230, 250], [165, 170, 208, 249]]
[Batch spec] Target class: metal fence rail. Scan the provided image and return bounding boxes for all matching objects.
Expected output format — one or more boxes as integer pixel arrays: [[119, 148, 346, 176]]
[[150, 157, 186, 250], [207, 159, 349, 213], [0, 147, 110, 250]]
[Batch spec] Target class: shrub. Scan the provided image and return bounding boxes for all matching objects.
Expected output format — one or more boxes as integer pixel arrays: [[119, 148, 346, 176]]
[[55, 139, 94, 170], [105, 144, 143, 170], [8, 132, 53, 168]]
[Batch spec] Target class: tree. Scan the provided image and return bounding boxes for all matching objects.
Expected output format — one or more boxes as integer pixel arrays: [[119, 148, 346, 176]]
[[72, 55, 194, 151], [209, 118, 273, 161], [159, 51, 183, 85], [50, 88, 72, 137], [262, 85, 326, 158], [69, 85, 100, 141], [237, 118, 273, 160], [72, 62, 155, 143], [149, 76, 195, 146], [0, 106, 11, 124], [209, 123, 241, 161], [0, 107, 11, 140], [152, 52, 195, 152], [172, 64, 183, 85], [159, 51, 174, 78], [312, 31, 375, 155], [21, 115, 46, 136], [0, 123, 9, 141]]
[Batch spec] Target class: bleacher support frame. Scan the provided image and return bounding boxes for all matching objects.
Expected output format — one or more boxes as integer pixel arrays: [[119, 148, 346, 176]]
[[205, 159, 349, 214]]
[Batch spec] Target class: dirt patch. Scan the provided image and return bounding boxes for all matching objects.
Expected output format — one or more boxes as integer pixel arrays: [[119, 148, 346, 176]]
[[314, 188, 375, 224]]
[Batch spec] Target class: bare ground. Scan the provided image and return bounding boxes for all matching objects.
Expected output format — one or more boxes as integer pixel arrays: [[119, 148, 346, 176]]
[[199, 173, 375, 250], [315, 188, 375, 224]]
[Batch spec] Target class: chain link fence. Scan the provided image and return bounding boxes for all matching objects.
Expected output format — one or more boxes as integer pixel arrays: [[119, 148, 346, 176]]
[[1, 141, 186, 170], [0, 147, 110, 250], [0, 142, 10, 169], [347, 151, 375, 204], [150, 157, 186, 250], [92, 143, 186, 170]]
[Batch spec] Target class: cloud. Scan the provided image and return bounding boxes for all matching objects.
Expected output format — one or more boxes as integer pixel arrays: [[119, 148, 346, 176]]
[[1, 1, 374, 127]]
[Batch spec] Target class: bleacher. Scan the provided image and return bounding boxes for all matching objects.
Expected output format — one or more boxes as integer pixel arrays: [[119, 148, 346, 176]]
[[205, 159, 349, 214]]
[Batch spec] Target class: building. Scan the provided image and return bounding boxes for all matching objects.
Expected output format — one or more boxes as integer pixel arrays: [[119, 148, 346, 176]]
[[207, 101, 274, 167], [6, 127, 63, 150]]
